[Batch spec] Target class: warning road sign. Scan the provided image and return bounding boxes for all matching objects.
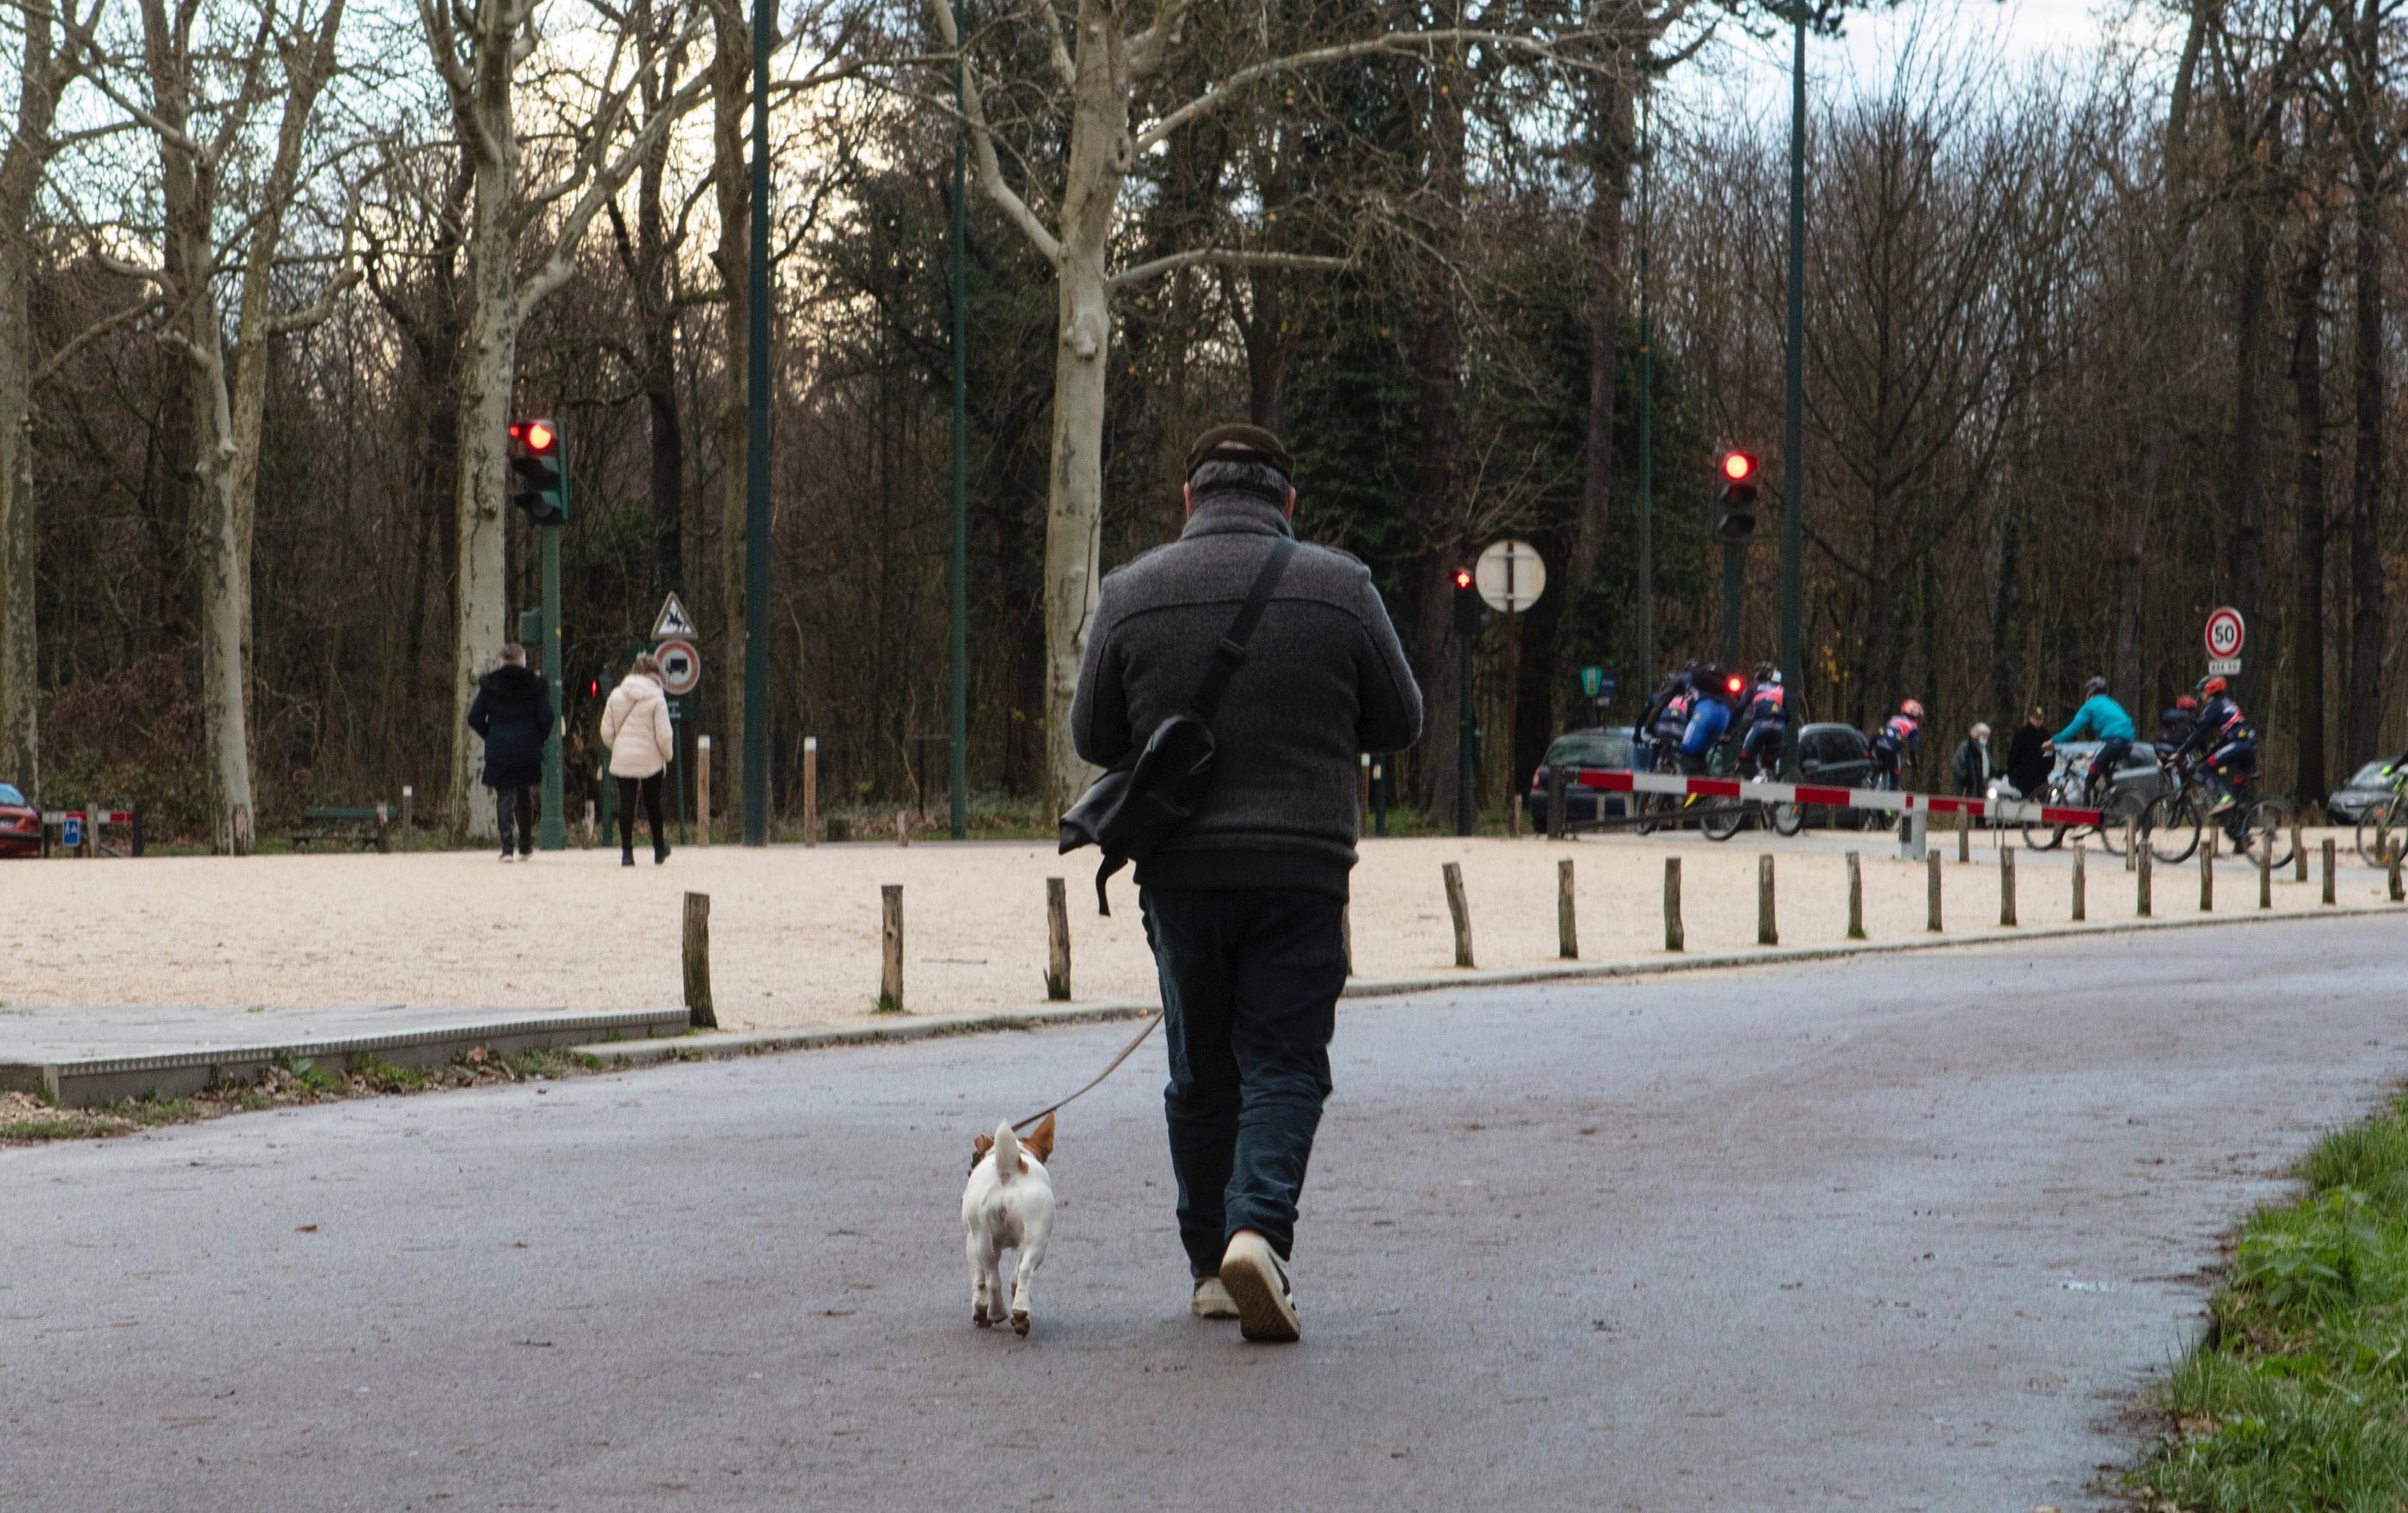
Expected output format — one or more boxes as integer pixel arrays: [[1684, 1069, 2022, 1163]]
[[652, 592, 697, 641]]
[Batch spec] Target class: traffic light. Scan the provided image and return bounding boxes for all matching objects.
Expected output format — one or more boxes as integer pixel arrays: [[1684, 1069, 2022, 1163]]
[[1714, 450, 1759, 544], [1452, 566, 1485, 637], [508, 418, 569, 524]]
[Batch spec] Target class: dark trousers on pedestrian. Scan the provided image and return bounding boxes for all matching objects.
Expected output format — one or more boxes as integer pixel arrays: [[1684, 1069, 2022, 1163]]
[[493, 786, 533, 855], [1140, 887, 1347, 1276], [616, 774, 666, 857]]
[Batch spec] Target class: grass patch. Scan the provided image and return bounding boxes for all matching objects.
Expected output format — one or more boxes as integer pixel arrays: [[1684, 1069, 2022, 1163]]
[[2128, 1088, 2408, 1510]]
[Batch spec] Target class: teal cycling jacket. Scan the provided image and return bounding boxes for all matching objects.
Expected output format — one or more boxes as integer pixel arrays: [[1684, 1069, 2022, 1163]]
[[2054, 694, 2135, 746]]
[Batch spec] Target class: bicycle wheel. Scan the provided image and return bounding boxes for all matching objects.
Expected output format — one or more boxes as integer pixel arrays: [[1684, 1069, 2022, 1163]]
[[2097, 788, 2146, 857], [1769, 799, 1803, 836], [2146, 789, 2203, 864], [2237, 799, 2294, 871], [2354, 794, 2407, 868], [1701, 802, 1746, 842], [1630, 788, 1661, 838]]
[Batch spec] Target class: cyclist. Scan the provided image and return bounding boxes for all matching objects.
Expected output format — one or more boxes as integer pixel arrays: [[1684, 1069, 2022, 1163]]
[[2155, 693, 2200, 750], [1677, 665, 1734, 775], [1738, 662, 1788, 776], [2049, 675, 2135, 804], [1868, 698, 1924, 790], [2169, 675, 2258, 819], [1634, 667, 1696, 769]]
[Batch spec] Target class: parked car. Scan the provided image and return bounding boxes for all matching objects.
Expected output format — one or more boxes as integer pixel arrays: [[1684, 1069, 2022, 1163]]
[[1527, 727, 1634, 832], [2327, 759, 2401, 824], [2029, 741, 2168, 809], [0, 784, 39, 858]]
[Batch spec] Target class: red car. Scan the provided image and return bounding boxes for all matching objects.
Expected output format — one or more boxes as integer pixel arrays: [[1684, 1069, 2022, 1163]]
[[0, 784, 40, 857]]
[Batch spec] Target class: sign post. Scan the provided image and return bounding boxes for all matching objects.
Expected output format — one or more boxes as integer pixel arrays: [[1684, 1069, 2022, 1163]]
[[1473, 540, 1547, 833], [653, 598, 703, 848]]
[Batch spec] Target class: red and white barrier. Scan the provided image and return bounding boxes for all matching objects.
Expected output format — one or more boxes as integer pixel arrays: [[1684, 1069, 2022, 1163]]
[[1576, 769, 2104, 828]]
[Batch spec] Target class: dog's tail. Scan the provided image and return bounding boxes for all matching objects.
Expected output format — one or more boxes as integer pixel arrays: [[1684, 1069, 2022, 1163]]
[[991, 1119, 1022, 1180]]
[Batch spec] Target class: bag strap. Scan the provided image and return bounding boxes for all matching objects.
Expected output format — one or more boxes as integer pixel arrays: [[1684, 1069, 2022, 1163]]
[[1187, 536, 1298, 721]]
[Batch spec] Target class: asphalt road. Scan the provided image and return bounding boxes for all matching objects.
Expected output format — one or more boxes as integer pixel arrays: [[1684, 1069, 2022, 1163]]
[[6, 917, 2403, 1512]]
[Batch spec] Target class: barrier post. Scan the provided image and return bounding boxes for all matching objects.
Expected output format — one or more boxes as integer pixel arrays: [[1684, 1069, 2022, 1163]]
[[2138, 843, 2153, 917], [2072, 841, 2086, 921], [1663, 858, 1684, 952], [1557, 858, 1578, 959], [1044, 876, 1071, 1001], [880, 884, 905, 1011], [1898, 803, 1926, 863], [1443, 862, 1475, 968], [2000, 846, 2017, 927], [1926, 851, 1942, 932], [2323, 837, 2337, 905], [682, 892, 716, 1030], [803, 736, 820, 846], [1846, 852, 1866, 939], [1757, 854, 1778, 946], [2200, 832, 2215, 912]]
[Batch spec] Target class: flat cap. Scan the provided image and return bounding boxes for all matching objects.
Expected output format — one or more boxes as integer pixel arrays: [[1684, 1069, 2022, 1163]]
[[1185, 422, 1293, 483]]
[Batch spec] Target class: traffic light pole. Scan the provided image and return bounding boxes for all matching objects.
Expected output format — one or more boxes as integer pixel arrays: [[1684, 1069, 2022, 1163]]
[[540, 522, 564, 850], [1778, 5, 1808, 728], [1456, 627, 1476, 837], [1722, 541, 1742, 670]]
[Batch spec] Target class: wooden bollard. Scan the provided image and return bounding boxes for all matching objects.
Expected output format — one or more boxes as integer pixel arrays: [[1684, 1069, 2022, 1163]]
[[2258, 838, 2272, 911], [1663, 858, 1684, 952], [2293, 819, 2307, 883], [1443, 862, 1474, 968], [1359, 753, 1372, 833], [2125, 821, 2137, 872], [2390, 838, 2404, 902], [1846, 852, 1866, 939], [2000, 846, 2017, 927], [697, 735, 712, 847], [1926, 851, 1943, 932], [1757, 854, 1778, 946], [803, 736, 820, 846], [2322, 837, 2337, 905], [1956, 810, 1969, 864], [1557, 858, 1578, 959], [2072, 841, 2086, 921], [1043, 876, 1071, 1000], [2200, 831, 2214, 912], [683, 891, 716, 1030], [401, 784, 415, 842], [896, 809, 910, 847], [1508, 793, 1523, 837], [583, 798, 596, 848], [879, 884, 905, 1011], [2138, 843, 2153, 917]]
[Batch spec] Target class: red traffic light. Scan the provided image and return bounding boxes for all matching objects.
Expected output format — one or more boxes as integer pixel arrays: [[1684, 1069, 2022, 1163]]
[[1453, 568, 1474, 589], [524, 421, 556, 452], [1721, 451, 1757, 483]]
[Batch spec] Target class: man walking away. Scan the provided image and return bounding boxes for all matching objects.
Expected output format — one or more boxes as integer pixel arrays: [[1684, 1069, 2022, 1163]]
[[2006, 710, 2052, 801], [1071, 423, 1423, 1343], [1951, 723, 1993, 800], [600, 652, 677, 866], [466, 643, 554, 862]]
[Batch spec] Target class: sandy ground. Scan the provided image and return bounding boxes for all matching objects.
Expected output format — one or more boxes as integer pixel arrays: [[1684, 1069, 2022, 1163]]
[[0, 826, 2386, 1031]]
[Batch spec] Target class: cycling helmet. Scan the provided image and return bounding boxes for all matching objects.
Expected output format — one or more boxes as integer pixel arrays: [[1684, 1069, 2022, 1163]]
[[2083, 675, 2109, 697], [1901, 698, 1925, 719], [2202, 676, 2228, 698], [1753, 661, 1777, 682], [2175, 694, 2199, 710]]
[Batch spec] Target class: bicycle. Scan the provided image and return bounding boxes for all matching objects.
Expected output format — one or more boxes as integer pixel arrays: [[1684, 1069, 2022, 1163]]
[[1702, 746, 1803, 841], [2142, 749, 2293, 869], [2353, 766, 2408, 867], [2018, 753, 2141, 856]]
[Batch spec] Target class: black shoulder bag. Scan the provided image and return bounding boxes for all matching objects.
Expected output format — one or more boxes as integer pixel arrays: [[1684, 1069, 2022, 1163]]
[[1059, 536, 1298, 916]]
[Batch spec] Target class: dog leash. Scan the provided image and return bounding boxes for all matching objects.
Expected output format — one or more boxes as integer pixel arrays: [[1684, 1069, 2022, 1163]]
[[1010, 1012, 1164, 1132]]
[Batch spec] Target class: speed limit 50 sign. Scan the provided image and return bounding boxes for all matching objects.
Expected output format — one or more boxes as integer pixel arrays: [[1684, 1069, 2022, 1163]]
[[2203, 607, 2245, 661]]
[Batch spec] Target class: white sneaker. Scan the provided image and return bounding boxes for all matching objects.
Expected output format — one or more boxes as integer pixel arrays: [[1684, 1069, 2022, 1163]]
[[498, 852, 514, 864], [1191, 1276, 1239, 1320], [1218, 1232, 1300, 1343]]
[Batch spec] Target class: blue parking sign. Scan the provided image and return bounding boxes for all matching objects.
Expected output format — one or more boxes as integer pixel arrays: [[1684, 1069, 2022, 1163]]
[[60, 815, 81, 850]]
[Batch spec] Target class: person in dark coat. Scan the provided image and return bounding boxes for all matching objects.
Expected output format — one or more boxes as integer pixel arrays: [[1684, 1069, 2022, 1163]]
[[466, 643, 556, 861], [1950, 722, 1993, 799], [2005, 708, 2052, 800]]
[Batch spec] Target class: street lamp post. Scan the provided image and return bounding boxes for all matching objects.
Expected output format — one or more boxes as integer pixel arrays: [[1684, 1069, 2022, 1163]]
[[1778, 4, 1808, 729]]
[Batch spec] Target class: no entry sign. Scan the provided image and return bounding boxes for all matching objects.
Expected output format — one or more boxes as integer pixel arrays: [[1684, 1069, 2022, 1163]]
[[2204, 606, 2245, 661]]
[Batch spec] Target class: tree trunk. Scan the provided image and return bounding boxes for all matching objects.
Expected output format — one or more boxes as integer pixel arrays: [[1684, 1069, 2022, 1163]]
[[2225, 211, 2270, 618], [1570, 57, 1631, 594], [450, 131, 520, 836], [1413, 48, 1470, 817], [0, 235, 36, 803], [2288, 228, 2331, 801]]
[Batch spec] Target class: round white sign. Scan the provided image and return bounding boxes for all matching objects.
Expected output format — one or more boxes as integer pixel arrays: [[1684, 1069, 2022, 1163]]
[[654, 637, 702, 696], [1475, 539, 1546, 614], [2204, 606, 2245, 660]]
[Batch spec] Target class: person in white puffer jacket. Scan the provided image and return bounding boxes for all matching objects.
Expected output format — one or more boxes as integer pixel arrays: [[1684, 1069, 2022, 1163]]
[[599, 654, 677, 865]]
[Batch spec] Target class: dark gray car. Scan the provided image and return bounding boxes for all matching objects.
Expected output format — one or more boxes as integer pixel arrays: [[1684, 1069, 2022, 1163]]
[[1528, 728, 1633, 832], [2327, 759, 2400, 823]]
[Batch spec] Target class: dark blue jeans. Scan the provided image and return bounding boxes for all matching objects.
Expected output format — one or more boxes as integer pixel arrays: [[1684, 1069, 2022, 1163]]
[[1140, 887, 1346, 1276]]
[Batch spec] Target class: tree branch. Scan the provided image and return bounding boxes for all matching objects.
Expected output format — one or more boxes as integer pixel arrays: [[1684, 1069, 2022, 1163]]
[[1110, 246, 1348, 290], [925, 0, 1061, 265], [31, 293, 163, 384]]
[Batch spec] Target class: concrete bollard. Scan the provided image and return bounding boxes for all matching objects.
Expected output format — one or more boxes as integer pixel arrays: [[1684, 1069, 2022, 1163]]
[[1663, 858, 1684, 952], [2323, 837, 2337, 906], [2138, 844, 2153, 917], [2000, 846, 2017, 927], [879, 884, 905, 1011], [683, 891, 716, 1030], [1846, 852, 1866, 940], [1926, 851, 1943, 933], [2200, 831, 2215, 913], [1557, 858, 1578, 960], [1044, 876, 1071, 1000], [2072, 841, 2086, 921], [1444, 862, 1474, 969], [1758, 854, 1778, 946]]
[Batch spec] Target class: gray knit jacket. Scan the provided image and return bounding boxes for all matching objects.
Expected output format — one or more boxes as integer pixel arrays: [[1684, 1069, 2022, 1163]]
[[1069, 493, 1424, 898]]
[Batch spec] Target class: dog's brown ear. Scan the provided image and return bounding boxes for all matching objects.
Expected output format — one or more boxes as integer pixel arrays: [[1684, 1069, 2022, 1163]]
[[971, 1132, 994, 1168], [1023, 1111, 1055, 1164]]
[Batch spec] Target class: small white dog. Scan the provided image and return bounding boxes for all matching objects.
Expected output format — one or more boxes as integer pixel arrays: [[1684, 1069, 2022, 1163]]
[[961, 1112, 1054, 1336]]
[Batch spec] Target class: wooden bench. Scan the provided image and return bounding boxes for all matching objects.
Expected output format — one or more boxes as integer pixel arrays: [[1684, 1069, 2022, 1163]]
[[292, 804, 393, 852]]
